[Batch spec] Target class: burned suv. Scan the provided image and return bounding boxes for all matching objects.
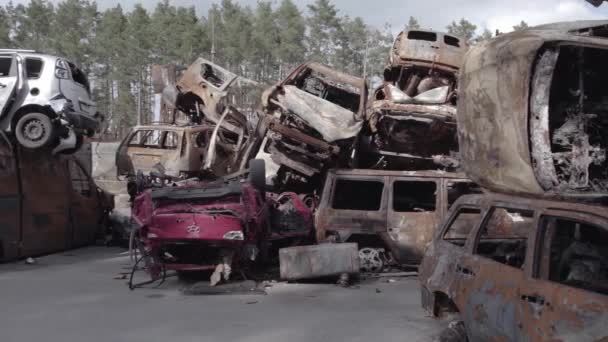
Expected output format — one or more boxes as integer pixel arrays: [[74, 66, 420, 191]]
[[419, 193, 608, 341], [361, 30, 466, 170], [0, 50, 100, 154], [458, 21, 608, 196]]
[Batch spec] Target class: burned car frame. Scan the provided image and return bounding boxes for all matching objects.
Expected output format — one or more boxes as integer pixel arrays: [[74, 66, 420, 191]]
[[0, 136, 113, 262], [419, 192, 608, 341], [116, 121, 250, 180], [361, 30, 466, 170], [254, 62, 367, 191], [458, 20, 608, 196], [314, 169, 479, 271]]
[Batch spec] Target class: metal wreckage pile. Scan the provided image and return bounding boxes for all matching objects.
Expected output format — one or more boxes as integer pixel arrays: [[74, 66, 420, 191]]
[[122, 20, 608, 340], [121, 28, 470, 288], [122, 23, 608, 334]]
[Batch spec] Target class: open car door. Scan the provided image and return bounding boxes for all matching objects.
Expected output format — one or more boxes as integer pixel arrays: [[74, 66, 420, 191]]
[[116, 128, 135, 179], [0, 54, 21, 121]]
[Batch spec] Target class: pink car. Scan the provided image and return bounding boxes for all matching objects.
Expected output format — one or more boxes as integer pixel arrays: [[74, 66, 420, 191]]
[[128, 162, 314, 288]]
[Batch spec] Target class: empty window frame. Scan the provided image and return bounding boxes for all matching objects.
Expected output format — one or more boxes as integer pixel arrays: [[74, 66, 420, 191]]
[[407, 31, 437, 42], [25, 58, 43, 79], [0, 56, 12, 77], [447, 181, 483, 208], [393, 181, 436, 212], [332, 179, 384, 211], [475, 207, 534, 269], [68, 62, 90, 93], [444, 35, 460, 47], [163, 131, 179, 149], [442, 207, 482, 247], [538, 216, 608, 295], [128, 130, 162, 148]]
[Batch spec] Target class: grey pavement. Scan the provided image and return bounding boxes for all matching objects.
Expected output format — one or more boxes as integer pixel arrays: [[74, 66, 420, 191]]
[[0, 247, 445, 342]]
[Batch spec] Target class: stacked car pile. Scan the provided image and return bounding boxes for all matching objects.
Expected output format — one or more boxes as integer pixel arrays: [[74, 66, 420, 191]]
[[418, 21, 608, 341], [122, 29, 482, 283]]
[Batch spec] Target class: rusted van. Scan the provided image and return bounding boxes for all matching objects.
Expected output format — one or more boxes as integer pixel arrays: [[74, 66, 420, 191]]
[[0, 136, 112, 261], [315, 169, 479, 270]]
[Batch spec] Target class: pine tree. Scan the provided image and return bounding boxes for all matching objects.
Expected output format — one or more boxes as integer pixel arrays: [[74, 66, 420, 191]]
[[275, 0, 305, 78], [405, 16, 420, 30], [251, 1, 278, 81], [446, 18, 477, 45], [306, 0, 340, 65], [512, 20, 529, 31], [0, 7, 12, 47]]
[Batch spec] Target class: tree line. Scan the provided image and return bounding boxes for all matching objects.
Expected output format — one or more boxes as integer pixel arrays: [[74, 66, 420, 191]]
[[0, 0, 527, 138]]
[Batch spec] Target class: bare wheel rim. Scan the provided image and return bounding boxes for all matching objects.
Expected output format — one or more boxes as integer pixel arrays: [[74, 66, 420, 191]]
[[359, 247, 383, 272], [22, 118, 46, 142]]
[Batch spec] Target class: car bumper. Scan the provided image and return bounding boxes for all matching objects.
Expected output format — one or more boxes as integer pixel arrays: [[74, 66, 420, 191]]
[[50, 98, 100, 132]]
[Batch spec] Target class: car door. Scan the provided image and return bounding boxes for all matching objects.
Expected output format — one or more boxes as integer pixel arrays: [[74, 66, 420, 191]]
[[419, 203, 484, 315], [121, 129, 170, 175], [0, 133, 20, 261], [58, 61, 95, 117], [0, 54, 19, 118], [19, 147, 70, 256], [387, 177, 441, 263], [315, 174, 387, 243], [67, 158, 100, 246], [519, 211, 608, 341], [463, 205, 536, 341]]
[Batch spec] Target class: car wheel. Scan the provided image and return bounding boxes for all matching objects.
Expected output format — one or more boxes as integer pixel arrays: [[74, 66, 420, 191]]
[[437, 320, 468, 342], [248, 159, 266, 193], [15, 112, 55, 149]]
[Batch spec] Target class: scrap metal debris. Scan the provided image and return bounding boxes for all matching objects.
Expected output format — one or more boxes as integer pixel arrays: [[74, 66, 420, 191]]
[[360, 29, 466, 171], [254, 62, 367, 192]]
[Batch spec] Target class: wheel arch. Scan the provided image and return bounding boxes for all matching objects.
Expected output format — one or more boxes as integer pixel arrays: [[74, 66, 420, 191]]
[[10, 104, 57, 132], [433, 290, 460, 317]]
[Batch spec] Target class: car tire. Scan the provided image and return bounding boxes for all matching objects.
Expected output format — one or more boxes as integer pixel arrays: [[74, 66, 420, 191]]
[[15, 112, 55, 149], [248, 159, 266, 193]]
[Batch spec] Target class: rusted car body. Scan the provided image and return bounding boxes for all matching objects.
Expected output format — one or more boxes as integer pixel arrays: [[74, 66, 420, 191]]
[[419, 192, 608, 341], [458, 20, 608, 196], [254, 62, 367, 191], [129, 166, 314, 285], [116, 121, 251, 179], [314, 169, 479, 269], [0, 135, 113, 262], [362, 30, 466, 170]]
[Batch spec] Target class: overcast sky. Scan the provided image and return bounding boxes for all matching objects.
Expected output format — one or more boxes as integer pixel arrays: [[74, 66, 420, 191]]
[[3, 0, 608, 34]]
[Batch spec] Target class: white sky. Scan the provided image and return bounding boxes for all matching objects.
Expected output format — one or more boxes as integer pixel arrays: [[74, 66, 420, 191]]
[[2, 0, 607, 34]]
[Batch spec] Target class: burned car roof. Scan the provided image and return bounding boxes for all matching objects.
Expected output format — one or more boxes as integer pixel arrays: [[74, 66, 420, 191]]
[[458, 20, 608, 197], [388, 29, 467, 73]]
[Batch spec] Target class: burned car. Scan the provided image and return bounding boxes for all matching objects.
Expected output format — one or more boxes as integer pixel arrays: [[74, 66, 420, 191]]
[[128, 160, 314, 287], [419, 193, 608, 341], [458, 21, 608, 196], [116, 121, 250, 180], [0, 50, 101, 154], [254, 62, 367, 191], [361, 30, 466, 170], [0, 136, 113, 262], [315, 169, 480, 271]]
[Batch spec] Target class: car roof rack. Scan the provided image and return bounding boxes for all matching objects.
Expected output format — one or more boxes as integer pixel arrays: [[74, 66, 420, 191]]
[[0, 49, 37, 53]]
